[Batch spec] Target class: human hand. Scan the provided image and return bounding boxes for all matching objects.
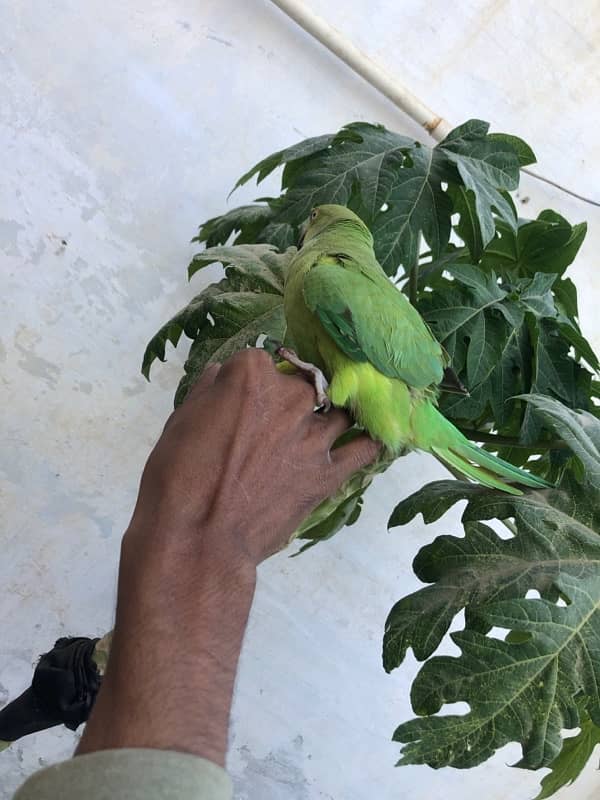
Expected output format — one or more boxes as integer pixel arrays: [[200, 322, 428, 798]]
[[78, 349, 380, 763], [130, 348, 380, 568]]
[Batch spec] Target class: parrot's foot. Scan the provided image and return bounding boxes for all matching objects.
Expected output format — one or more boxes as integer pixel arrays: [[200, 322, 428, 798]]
[[275, 346, 331, 411]]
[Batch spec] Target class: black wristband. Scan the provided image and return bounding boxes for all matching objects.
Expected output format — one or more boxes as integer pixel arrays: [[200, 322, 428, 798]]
[[0, 636, 101, 742]]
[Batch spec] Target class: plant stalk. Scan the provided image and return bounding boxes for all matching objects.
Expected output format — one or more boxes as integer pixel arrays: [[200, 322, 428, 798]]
[[409, 235, 420, 307], [458, 428, 568, 450], [409, 264, 418, 307]]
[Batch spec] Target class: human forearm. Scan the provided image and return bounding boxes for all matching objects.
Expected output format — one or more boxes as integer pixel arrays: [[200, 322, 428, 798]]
[[77, 518, 256, 766], [15, 351, 380, 800]]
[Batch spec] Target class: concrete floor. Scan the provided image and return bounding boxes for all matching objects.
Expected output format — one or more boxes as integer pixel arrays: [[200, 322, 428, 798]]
[[2, 0, 600, 797]]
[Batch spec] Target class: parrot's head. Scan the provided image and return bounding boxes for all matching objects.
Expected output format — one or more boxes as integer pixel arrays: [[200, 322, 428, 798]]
[[298, 204, 372, 248]]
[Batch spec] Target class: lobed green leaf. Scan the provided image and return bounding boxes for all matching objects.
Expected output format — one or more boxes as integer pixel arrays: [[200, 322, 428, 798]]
[[195, 204, 274, 247], [437, 119, 520, 246], [481, 211, 587, 279], [232, 133, 336, 191], [208, 119, 533, 277], [386, 397, 600, 774], [142, 244, 293, 383], [533, 711, 600, 799]]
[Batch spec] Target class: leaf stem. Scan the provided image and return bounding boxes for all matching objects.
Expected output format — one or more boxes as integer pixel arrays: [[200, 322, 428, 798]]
[[409, 236, 420, 307], [409, 266, 418, 306], [457, 427, 568, 450]]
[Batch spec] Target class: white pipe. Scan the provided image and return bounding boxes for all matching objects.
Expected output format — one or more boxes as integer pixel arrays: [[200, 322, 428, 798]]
[[270, 0, 600, 207], [269, 0, 452, 141]]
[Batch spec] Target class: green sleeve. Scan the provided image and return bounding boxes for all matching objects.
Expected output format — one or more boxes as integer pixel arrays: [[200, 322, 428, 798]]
[[13, 748, 233, 800]]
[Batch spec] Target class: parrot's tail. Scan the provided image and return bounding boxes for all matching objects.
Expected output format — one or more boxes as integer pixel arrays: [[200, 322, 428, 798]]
[[413, 401, 553, 495]]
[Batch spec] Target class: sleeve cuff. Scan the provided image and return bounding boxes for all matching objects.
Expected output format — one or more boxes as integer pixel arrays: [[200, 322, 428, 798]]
[[14, 748, 233, 800]]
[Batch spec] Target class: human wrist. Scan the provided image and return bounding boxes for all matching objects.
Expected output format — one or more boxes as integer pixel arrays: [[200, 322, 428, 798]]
[[78, 519, 257, 760], [122, 508, 260, 581]]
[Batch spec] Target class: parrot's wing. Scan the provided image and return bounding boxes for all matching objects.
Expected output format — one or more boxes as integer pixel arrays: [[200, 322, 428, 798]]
[[303, 257, 446, 389]]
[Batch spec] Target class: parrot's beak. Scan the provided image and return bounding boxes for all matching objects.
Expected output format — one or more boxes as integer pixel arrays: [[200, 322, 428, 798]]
[[297, 221, 308, 248]]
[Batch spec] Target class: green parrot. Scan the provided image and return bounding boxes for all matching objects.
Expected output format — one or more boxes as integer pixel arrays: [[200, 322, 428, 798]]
[[279, 204, 551, 495]]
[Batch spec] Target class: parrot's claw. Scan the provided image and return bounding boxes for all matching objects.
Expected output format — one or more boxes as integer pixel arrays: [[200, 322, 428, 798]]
[[275, 346, 331, 412], [316, 392, 331, 413]]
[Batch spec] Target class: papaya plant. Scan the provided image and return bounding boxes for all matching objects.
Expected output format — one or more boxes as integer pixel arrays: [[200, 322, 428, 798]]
[[2, 119, 599, 798]]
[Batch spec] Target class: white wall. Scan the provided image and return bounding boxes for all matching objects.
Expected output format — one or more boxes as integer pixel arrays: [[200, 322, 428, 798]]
[[2, 1, 600, 797]]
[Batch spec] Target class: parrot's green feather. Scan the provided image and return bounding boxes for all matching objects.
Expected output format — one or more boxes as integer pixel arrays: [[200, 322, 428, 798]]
[[283, 204, 552, 494], [430, 447, 523, 495], [304, 260, 445, 389], [453, 441, 549, 488]]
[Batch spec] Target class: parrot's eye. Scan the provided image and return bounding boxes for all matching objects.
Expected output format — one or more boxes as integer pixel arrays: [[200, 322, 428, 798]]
[[311, 209, 318, 220]]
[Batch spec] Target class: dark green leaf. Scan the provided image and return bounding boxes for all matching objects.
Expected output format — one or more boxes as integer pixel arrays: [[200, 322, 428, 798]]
[[465, 311, 508, 387], [142, 244, 293, 382], [385, 398, 600, 772], [534, 712, 600, 800], [558, 318, 600, 372], [487, 132, 537, 167], [388, 479, 484, 528], [194, 204, 274, 247], [554, 276, 579, 319], [437, 120, 520, 246], [385, 484, 576, 668], [517, 272, 557, 317], [293, 450, 394, 553], [257, 221, 297, 251], [522, 320, 592, 444], [293, 488, 365, 555], [520, 395, 600, 489], [422, 265, 505, 339], [395, 573, 600, 768], [188, 243, 292, 286], [142, 284, 217, 380], [203, 121, 539, 282], [422, 265, 521, 393], [420, 255, 593, 443], [232, 133, 335, 191], [371, 144, 452, 274], [524, 211, 587, 275], [488, 323, 531, 426], [439, 380, 491, 421], [414, 246, 470, 288], [439, 118, 490, 144], [174, 292, 285, 405], [274, 122, 415, 229], [449, 184, 484, 261], [481, 211, 587, 278]]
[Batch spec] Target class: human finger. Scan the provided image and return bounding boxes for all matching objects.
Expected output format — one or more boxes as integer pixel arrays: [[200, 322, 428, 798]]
[[326, 434, 382, 489], [310, 407, 353, 444]]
